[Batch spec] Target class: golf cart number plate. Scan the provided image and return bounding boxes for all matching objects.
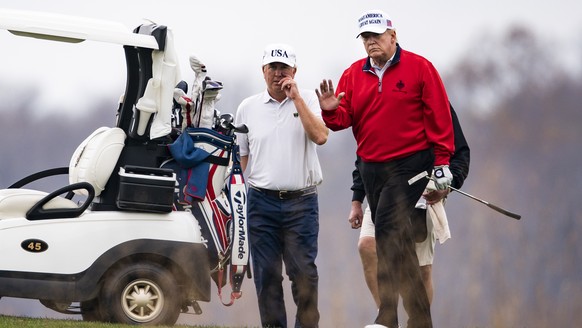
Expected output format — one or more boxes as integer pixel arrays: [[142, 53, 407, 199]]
[[21, 239, 49, 253]]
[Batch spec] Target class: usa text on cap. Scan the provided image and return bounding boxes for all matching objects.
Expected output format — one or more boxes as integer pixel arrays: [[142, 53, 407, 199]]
[[262, 43, 296, 68], [356, 9, 394, 38]]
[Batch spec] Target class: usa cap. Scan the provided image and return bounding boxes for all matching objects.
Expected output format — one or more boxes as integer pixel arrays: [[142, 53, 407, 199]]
[[262, 43, 296, 68]]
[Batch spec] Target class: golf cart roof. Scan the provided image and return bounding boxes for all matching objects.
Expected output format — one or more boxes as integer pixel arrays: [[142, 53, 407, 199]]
[[0, 8, 179, 141], [0, 8, 159, 49]]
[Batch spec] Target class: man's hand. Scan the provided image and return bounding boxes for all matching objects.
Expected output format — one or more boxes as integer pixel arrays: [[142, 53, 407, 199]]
[[433, 165, 453, 190], [348, 201, 364, 229], [315, 79, 344, 111], [423, 188, 450, 205], [280, 76, 300, 100]]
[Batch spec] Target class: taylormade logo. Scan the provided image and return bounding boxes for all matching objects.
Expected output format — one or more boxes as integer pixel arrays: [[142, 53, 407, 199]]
[[234, 190, 247, 259]]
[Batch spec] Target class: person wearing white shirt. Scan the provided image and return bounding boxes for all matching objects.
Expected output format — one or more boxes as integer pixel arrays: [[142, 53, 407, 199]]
[[235, 43, 328, 328]]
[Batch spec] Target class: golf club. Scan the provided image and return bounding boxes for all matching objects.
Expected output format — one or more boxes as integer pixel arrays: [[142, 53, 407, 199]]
[[410, 172, 522, 220], [447, 185, 522, 220]]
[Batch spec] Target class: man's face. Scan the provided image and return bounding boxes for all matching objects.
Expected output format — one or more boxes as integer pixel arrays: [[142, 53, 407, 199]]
[[360, 30, 396, 64], [263, 62, 296, 93]]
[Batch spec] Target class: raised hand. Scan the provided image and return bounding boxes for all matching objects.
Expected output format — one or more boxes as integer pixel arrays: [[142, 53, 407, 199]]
[[315, 79, 344, 111]]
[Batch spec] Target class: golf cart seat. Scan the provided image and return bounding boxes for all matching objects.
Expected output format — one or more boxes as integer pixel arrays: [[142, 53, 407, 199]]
[[68, 127, 126, 196], [0, 127, 126, 220]]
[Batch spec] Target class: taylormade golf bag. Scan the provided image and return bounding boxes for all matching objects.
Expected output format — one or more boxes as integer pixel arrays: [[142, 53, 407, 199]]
[[166, 59, 250, 306]]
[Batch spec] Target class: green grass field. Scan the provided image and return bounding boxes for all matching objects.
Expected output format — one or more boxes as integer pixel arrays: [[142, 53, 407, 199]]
[[0, 315, 256, 328]]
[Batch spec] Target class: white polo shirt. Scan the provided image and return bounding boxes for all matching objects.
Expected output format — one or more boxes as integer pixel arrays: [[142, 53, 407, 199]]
[[235, 89, 323, 191]]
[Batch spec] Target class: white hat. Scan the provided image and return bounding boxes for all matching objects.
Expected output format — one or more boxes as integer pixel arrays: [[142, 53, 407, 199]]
[[356, 9, 395, 38], [262, 43, 296, 68]]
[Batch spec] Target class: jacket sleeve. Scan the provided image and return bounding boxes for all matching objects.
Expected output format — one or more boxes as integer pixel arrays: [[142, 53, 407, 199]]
[[449, 104, 470, 189], [350, 156, 366, 202], [422, 61, 454, 166]]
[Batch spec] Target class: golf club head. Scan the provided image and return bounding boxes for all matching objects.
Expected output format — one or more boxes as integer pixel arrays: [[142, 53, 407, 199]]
[[203, 77, 223, 91], [233, 124, 249, 134], [218, 113, 234, 134], [175, 80, 188, 93], [189, 55, 207, 74]]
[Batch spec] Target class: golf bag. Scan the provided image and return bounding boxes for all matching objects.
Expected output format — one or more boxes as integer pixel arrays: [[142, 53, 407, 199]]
[[167, 70, 249, 306]]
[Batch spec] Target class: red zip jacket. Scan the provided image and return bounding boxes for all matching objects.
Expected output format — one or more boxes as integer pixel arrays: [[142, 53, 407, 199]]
[[322, 45, 454, 166]]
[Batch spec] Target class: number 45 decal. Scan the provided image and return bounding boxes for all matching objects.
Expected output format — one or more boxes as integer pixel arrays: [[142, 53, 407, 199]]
[[21, 239, 49, 253]]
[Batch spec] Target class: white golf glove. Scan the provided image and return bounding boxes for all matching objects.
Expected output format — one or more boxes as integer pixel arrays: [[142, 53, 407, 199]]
[[433, 165, 453, 190]]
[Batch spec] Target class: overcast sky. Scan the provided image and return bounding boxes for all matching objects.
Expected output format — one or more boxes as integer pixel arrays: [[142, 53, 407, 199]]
[[0, 0, 580, 115]]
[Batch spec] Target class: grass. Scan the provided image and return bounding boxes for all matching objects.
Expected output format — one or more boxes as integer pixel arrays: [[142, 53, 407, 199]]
[[0, 315, 257, 328]]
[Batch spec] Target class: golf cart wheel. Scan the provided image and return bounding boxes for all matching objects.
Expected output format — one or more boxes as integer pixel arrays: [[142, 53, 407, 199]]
[[80, 298, 103, 322], [101, 262, 181, 325]]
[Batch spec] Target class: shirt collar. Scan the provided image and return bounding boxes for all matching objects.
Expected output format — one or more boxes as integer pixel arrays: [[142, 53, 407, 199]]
[[262, 89, 288, 105], [362, 43, 402, 72], [371, 50, 397, 70]]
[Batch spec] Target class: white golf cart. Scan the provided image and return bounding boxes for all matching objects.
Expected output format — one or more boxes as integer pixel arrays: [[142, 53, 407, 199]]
[[0, 9, 248, 326]]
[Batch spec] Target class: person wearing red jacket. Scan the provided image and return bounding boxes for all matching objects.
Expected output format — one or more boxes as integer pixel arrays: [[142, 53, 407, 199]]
[[316, 9, 454, 328]]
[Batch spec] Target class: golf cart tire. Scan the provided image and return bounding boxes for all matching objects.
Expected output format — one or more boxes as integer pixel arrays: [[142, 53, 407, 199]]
[[100, 262, 181, 325], [80, 298, 104, 322]]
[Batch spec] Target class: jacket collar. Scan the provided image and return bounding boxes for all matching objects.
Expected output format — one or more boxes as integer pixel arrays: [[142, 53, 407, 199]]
[[362, 43, 402, 72]]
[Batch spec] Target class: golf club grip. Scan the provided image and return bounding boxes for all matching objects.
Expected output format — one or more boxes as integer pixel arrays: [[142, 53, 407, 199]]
[[487, 203, 521, 220]]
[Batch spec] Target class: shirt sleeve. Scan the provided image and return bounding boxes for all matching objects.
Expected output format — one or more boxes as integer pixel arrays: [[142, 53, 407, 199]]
[[303, 89, 323, 119], [235, 101, 249, 157], [350, 156, 366, 202], [421, 62, 455, 166]]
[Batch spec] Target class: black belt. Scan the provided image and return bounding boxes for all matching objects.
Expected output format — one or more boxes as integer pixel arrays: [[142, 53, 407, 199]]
[[250, 185, 317, 200]]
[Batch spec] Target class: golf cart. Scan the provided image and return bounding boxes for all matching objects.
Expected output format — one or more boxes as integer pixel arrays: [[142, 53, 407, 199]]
[[0, 9, 248, 325]]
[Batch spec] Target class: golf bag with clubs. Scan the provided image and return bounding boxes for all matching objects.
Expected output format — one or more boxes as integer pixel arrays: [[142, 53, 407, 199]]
[[164, 55, 250, 306]]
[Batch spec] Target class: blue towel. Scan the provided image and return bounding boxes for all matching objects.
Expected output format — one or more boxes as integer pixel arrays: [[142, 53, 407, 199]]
[[168, 131, 211, 203]]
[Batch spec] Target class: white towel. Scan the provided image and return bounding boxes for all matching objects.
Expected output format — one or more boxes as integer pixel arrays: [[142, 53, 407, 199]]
[[428, 201, 450, 244], [424, 180, 451, 244]]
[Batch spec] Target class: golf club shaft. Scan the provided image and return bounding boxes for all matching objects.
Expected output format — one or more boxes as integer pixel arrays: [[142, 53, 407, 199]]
[[449, 186, 522, 220]]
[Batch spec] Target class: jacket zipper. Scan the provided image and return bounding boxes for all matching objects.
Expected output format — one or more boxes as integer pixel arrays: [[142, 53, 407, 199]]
[[365, 68, 383, 93]]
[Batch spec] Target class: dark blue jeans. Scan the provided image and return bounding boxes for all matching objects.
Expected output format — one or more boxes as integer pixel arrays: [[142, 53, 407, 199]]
[[360, 149, 433, 328], [248, 188, 320, 328]]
